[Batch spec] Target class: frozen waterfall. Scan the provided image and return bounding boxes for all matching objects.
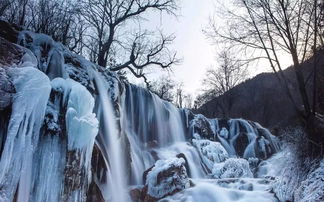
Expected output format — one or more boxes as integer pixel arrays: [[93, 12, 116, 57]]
[[0, 67, 51, 201], [0, 28, 285, 202]]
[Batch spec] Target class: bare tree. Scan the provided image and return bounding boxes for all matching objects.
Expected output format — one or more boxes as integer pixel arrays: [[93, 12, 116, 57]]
[[29, 0, 85, 51], [149, 76, 192, 108], [175, 82, 184, 108], [81, 0, 180, 84], [150, 75, 176, 102], [1, 0, 28, 25], [183, 93, 193, 109], [194, 90, 215, 109], [194, 49, 248, 110], [206, 0, 323, 151], [1, 0, 85, 53], [0, 0, 12, 16], [202, 50, 248, 96]]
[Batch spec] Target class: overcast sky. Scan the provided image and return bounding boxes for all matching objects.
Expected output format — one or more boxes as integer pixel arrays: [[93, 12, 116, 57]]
[[130, 0, 275, 97], [166, 0, 217, 95]]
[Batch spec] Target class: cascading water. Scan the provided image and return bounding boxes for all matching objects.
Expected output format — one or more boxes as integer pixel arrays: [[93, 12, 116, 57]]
[[123, 84, 186, 146], [0, 27, 284, 202], [121, 84, 204, 185], [93, 71, 128, 201]]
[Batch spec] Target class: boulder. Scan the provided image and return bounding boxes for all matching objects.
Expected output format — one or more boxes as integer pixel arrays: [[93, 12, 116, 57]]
[[0, 37, 25, 68], [132, 157, 191, 201], [0, 20, 19, 43], [189, 114, 214, 140]]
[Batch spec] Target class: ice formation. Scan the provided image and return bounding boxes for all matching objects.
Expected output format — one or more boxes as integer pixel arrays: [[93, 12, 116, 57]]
[[193, 136, 229, 171], [61, 78, 98, 150], [0, 67, 51, 201], [189, 115, 279, 159], [0, 25, 305, 202], [212, 158, 253, 179]]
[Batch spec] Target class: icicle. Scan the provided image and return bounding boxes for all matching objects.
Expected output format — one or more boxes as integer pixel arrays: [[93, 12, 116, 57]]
[[0, 67, 51, 201], [50, 78, 98, 201]]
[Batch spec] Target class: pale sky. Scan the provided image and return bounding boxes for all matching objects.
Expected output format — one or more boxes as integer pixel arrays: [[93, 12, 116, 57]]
[[129, 0, 275, 97], [164, 0, 217, 95]]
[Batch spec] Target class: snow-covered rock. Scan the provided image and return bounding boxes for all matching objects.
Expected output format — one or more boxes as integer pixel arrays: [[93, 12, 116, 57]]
[[145, 158, 190, 199], [0, 37, 25, 67], [134, 157, 191, 201], [295, 160, 324, 202], [189, 114, 214, 139], [212, 158, 253, 179], [193, 136, 228, 172]]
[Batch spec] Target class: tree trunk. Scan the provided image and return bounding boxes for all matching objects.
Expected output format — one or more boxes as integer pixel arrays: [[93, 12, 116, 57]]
[[291, 50, 311, 117], [97, 26, 114, 67]]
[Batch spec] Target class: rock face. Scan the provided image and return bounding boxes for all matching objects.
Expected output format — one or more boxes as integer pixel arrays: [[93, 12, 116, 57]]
[[132, 157, 191, 201], [0, 68, 15, 110], [0, 37, 25, 67]]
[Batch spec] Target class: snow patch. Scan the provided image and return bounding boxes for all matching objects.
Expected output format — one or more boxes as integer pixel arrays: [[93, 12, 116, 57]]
[[212, 158, 253, 179], [295, 160, 324, 201]]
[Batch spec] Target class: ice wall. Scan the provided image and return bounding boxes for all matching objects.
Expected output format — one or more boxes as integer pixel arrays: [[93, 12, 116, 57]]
[[42, 78, 99, 202], [0, 30, 99, 201], [0, 67, 51, 201]]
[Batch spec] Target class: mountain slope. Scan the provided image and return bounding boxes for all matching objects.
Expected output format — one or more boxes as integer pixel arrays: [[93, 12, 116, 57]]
[[196, 56, 324, 129]]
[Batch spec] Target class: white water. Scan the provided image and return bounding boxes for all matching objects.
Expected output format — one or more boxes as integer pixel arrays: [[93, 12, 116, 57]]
[[165, 179, 278, 202], [123, 84, 186, 146], [93, 71, 128, 202], [121, 84, 189, 184], [116, 83, 282, 201]]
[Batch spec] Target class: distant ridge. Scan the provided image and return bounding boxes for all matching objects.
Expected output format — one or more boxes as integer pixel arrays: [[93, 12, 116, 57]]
[[195, 55, 324, 130]]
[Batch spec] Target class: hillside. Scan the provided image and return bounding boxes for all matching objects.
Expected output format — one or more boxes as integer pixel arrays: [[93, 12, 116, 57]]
[[196, 57, 324, 129]]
